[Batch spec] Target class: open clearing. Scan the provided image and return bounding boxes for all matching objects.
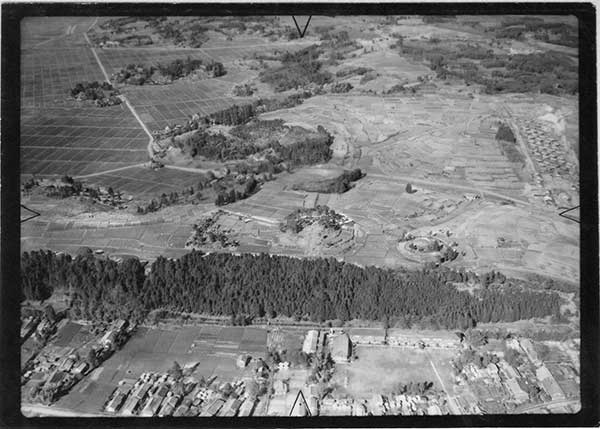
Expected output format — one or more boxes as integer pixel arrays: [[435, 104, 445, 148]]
[[331, 346, 456, 399]]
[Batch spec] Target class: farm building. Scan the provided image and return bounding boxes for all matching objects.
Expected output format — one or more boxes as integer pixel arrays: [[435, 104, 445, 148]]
[[505, 378, 528, 403], [72, 361, 89, 375], [200, 398, 225, 416], [238, 398, 256, 416], [106, 392, 127, 413], [536, 365, 565, 401], [302, 330, 319, 354], [519, 339, 540, 364], [347, 327, 386, 345], [330, 333, 351, 363], [121, 395, 141, 416]]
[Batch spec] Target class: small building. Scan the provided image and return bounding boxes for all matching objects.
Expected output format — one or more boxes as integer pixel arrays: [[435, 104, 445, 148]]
[[519, 339, 540, 365], [277, 361, 290, 371], [302, 330, 319, 355], [505, 378, 529, 403], [330, 334, 351, 363], [106, 392, 126, 413], [120, 396, 141, 416], [200, 398, 225, 416], [236, 354, 250, 368], [274, 379, 288, 396], [221, 398, 242, 416], [140, 395, 164, 417], [238, 398, 256, 416], [73, 362, 89, 375]]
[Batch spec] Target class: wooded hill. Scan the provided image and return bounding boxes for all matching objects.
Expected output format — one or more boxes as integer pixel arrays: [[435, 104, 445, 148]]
[[22, 250, 561, 329]]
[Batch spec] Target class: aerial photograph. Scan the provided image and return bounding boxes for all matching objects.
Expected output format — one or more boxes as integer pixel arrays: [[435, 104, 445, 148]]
[[19, 14, 581, 417]]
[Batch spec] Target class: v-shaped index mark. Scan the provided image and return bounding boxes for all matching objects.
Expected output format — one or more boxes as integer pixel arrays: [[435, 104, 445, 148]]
[[292, 16, 312, 38]]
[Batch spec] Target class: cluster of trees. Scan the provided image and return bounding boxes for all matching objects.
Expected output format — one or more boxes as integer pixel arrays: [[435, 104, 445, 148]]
[[70, 81, 121, 106], [21, 250, 562, 329], [259, 45, 333, 92], [113, 57, 225, 85], [495, 123, 516, 143], [232, 83, 255, 96], [36, 176, 125, 207], [330, 82, 353, 93], [177, 120, 333, 168], [452, 347, 500, 374], [495, 123, 524, 163], [291, 168, 365, 194], [157, 57, 225, 80], [281, 205, 348, 234], [393, 381, 435, 396], [397, 36, 577, 95], [176, 129, 259, 161], [136, 187, 199, 214], [208, 103, 256, 126], [336, 66, 372, 78], [188, 213, 238, 248], [491, 18, 577, 48], [268, 126, 334, 166], [214, 177, 259, 206]]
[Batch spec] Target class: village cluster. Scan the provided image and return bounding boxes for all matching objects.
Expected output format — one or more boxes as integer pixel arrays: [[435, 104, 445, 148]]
[[22, 312, 133, 406]]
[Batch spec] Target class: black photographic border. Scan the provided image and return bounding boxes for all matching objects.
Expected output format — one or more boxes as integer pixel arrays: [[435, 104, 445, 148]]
[[2, 2, 597, 427]]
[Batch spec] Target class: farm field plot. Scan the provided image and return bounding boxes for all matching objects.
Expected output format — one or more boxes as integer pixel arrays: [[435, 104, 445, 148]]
[[125, 79, 254, 131], [21, 105, 149, 177], [331, 346, 457, 399], [21, 46, 105, 108], [21, 17, 97, 50], [86, 165, 202, 197]]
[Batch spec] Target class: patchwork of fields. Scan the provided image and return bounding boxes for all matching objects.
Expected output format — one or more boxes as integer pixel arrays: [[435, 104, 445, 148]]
[[21, 106, 149, 177]]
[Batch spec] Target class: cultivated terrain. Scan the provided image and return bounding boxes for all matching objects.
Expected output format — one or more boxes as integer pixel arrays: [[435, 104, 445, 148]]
[[21, 15, 580, 417]]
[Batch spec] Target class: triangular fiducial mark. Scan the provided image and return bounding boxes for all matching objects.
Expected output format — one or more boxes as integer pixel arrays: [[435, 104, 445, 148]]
[[292, 16, 313, 38], [21, 204, 41, 223]]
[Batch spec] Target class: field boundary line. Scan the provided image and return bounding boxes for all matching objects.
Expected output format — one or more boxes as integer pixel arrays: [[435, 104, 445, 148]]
[[73, 162, 147, 179]]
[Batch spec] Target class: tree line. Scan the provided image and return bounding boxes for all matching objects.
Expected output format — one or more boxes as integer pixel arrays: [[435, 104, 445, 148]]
[[22, 250, 561, 329]]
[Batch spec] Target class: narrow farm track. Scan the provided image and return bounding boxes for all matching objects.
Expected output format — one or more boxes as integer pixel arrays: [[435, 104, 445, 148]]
[[83, 28, 167, 175]]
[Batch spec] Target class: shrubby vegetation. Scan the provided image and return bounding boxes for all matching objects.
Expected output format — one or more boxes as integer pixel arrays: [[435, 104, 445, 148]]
[[70, 82, 121, 107], [175, 120, 334, 167], [280, 205, 348, 234], [490, 17, 577, 48], [232, 83, 255, 96], [396, 37, 577, 95], [135, 186, 199, 214], [291, 168, 365, 193], [112, 57, 225, 85], [335, 66, 372, 78], [259, 45, 333, 92], [23, 176, 126, 208], [495, 123, 516, 143], [21, 250, 562, 328]]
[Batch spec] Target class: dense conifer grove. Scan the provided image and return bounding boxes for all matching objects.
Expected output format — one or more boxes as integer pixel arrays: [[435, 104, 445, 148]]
[[22, 250, 561, 329]]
